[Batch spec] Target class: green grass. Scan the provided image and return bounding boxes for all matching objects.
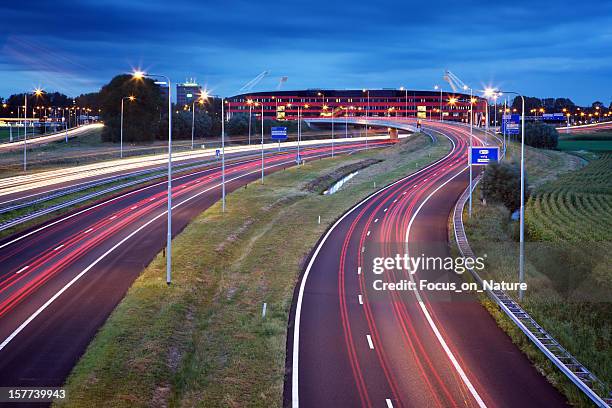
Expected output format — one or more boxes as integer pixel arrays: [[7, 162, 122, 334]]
[[462, 147, 611, 406], [557, 131, 612, 152], [55, 133, 450, 407]]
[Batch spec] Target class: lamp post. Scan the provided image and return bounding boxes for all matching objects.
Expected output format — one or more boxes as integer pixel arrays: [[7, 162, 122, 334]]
[[192, 90, 209, 150], [499, 90, 526, 301], [463, 85, 474, 217], [362, 89, 369, 149], [434, 85, 443, 121], [222, 99, 227, 211], [247, 99, 254, 145], [260, 100, 265, 183], [132, 71, 173, 285], [120, 95, 135, 158], [22, 88, 44, 171], [400, 86, 408, 119]]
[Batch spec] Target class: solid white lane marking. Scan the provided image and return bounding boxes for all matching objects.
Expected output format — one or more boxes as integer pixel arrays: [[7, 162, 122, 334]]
[[16, 265, 29, 274], [367, 230, 371, 236], [386, 399, 394, 408], [357, 267, 362, 275], [54, 244, 64, 251], [291, 136, 457, 408], [358, 294, 363, 305], [366, 334, 374, 349], [405, 165, 486, 408], [84, 228, 93, 234], [374, 218, 379, 223]]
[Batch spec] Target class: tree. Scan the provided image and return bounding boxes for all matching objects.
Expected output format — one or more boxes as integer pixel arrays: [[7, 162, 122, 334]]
[[98, 74, 164, 143], [521, 122, 558, 149], [172, 110, 212, 140], [511, 96, 541, 112], [226, 113, 249, 136], [553, 98, 575, 112], [480, 162, 526, 212]]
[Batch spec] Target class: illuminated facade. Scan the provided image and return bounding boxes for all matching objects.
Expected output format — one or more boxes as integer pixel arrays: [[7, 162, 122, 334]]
[[176, 80, 202, 107], [226, 89, 487, 123]]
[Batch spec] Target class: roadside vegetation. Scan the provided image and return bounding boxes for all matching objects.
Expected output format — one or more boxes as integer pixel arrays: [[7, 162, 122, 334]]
[[462, 141, 611, 406], [55, 133, 450, 407], [557, 130, 612, 152]]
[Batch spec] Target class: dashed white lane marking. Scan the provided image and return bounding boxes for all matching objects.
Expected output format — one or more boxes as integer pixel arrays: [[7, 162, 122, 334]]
[[386, 399, 394, 408], [374, 218, 379, 223], [109, 215, 117, 220], [366, 334, 374, 349], [383, 208, 388, 212], [367, 230, 371, 236], [361, 246, 365, 253], [16, 265, 29, 274], [84, 228, 93, 234], [413, 184, 417, 188], [357, 267, 362, 275], [358, 294, 363, 305], [149, 197, 156, 201], [54, 244, 64, 251], [130, 206, 138, 210], [393, 199, 397, 203], [402, 191, 407, 195]]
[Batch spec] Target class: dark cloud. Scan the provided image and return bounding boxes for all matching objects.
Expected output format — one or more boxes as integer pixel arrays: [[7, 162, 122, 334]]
[[0, 0, 610, 104]]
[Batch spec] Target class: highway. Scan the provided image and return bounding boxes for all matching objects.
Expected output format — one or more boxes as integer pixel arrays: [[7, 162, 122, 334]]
[[0, 139, 392, 390], [0, 124, 104, 152], [290, 122, 568, 407]]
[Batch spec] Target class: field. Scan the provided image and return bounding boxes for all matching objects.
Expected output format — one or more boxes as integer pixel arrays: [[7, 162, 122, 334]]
[[55, 134, 450, 407], [463, 146, 611, 405], [557, 130, 612, 152]]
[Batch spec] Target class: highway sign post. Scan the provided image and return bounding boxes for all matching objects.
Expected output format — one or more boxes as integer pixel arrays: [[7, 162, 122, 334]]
[[469, 146, 499, 165], [271, 126, 287, 151], [502, 114, 520, 135]]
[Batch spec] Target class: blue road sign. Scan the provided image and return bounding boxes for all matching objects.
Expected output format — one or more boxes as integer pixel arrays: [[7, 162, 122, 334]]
[[215, 149, 220, 158], [271, 126, 288, 140], [502, 114, 520, 135], [470, 146, 499, 165]]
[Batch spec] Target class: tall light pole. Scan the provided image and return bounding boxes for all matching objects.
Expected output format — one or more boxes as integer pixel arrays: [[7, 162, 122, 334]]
[[191, 90, 209, 150], [22, 88, 44, 171], [463, 85, 474, 217], [120, 95, 135, 158], [132, 71, 173, 285], [260, 101, 264, 181], [362, 89, 369, 148], [247, 99, 254, 145], [434, 85, 443, 121], [500, 90, 526, 301], [400, 86, 408, 119], [222, 99, 227, 211]]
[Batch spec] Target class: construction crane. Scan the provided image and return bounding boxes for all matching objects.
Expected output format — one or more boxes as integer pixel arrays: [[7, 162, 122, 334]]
[[239, 71, 270, 92], [443, 70, 469, 93], [277, 76, 288, 90]]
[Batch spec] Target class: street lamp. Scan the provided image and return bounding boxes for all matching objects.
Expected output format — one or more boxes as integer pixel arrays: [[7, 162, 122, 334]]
[[192, 90, 209, 150], [434, 85, 443, 121], [22, 88, 44, 171], [462, 84, 474, 217], [498, 89, 527, 301], [120, 95, 136, 158], [132, 70, 173, 285], [362, 89, 369, 149], [400, 86, 408, 118], [247, 98, 254, 145]]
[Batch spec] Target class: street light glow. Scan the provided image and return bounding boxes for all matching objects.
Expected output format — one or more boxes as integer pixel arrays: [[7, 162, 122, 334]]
[[132, 70, 145, 79]]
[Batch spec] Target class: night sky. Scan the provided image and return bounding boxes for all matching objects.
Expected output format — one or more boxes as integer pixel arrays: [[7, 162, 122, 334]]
[[1, 0, 611, 105]]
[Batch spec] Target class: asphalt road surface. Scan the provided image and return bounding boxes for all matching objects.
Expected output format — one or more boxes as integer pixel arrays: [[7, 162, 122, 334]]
[[0, 139, 392, 395], [290, 122, 569, 408]]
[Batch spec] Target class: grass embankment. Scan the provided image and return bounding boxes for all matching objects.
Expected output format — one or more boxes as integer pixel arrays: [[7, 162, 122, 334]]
[[56, 133, 450, 407], [462, 143, 611, 406]]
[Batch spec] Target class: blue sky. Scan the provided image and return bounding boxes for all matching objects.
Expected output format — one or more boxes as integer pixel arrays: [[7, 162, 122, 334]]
[[1, 0, 611, 105]]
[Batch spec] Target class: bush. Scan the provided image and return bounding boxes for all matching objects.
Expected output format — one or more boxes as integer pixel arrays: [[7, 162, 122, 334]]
[[521, 122, 558, 149], [480, 162, 527, 212]]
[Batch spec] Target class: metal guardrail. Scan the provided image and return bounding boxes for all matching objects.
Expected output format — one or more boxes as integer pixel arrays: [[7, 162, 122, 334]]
[[453, 176, 611, 407]]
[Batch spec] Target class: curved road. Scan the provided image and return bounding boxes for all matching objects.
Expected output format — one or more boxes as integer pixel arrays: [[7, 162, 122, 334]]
[[290, 122, 568, 407]]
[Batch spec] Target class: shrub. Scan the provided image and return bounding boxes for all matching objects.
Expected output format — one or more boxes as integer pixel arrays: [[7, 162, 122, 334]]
[[522, 122, 558, 149], [480, 161, 527, 212]]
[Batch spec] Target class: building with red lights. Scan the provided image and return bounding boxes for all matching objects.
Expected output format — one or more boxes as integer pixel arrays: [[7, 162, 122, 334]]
[[226, 89, 487, 124]]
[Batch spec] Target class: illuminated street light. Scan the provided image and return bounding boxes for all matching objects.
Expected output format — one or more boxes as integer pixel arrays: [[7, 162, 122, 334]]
[[192, 90, 209, 149], [120, 95, 136, 158], [132, 70, 173, 285]]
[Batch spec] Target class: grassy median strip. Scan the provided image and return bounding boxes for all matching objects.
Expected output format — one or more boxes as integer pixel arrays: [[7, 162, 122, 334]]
[[56, 134, 449, 407], [460, 144, 610, 407]]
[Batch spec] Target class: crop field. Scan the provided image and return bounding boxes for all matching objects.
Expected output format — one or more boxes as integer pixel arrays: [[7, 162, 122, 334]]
[[557, 131, 612, 152]]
